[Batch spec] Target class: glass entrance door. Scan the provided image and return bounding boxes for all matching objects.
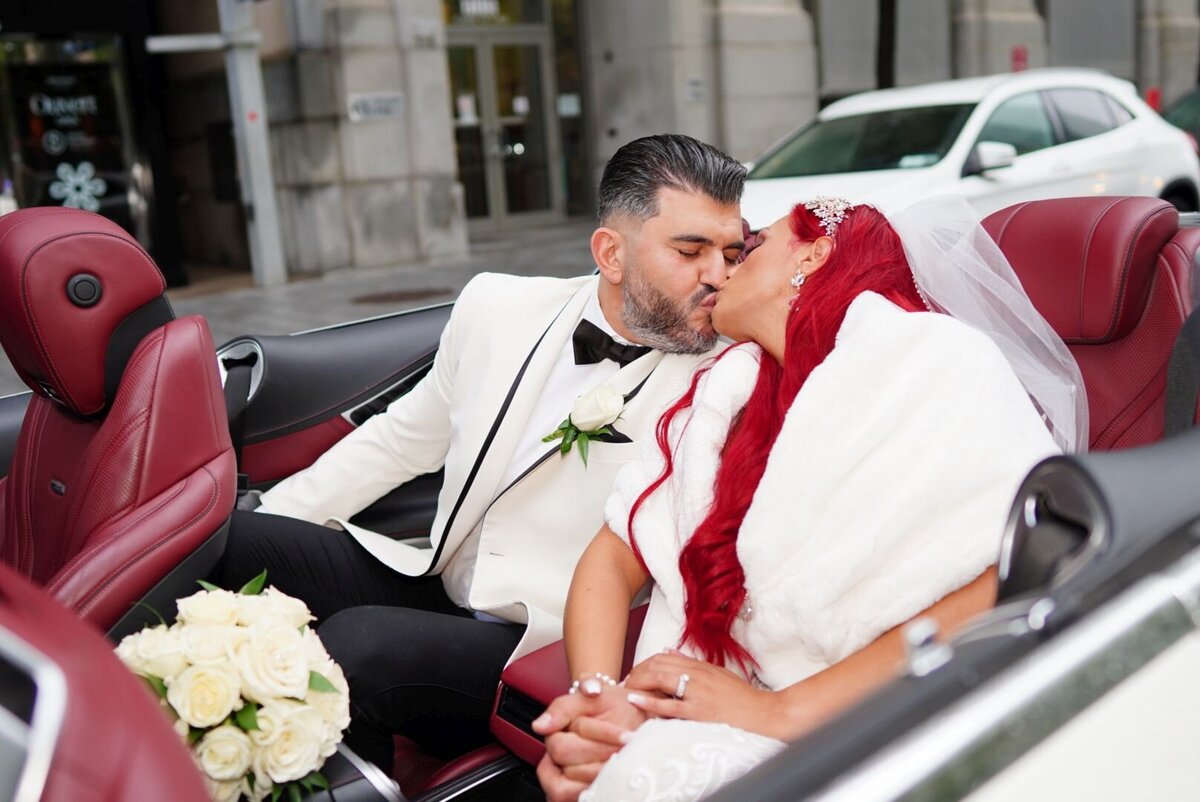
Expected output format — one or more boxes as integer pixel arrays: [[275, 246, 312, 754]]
[[447, 32, 563, 228]]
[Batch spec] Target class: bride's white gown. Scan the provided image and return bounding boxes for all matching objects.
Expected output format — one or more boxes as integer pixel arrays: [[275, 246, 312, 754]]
[[580, 293, 1061, 801]]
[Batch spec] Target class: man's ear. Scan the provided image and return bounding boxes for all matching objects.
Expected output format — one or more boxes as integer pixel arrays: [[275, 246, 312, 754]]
[[591, 227, 624, 285]]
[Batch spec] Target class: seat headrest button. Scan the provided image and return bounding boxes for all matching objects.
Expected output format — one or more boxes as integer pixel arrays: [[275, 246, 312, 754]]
[[67, 274, 102, 308]]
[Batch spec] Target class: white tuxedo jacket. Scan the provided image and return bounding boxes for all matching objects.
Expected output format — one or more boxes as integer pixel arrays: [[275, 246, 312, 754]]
[[260, 273, 720, 660]]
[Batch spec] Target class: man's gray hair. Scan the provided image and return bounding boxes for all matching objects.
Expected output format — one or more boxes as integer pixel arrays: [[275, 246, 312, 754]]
[[597, 134, 746, 224]]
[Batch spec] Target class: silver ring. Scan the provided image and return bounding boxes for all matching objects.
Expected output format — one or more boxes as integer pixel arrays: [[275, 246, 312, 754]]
[[674, 673, 690, 699]]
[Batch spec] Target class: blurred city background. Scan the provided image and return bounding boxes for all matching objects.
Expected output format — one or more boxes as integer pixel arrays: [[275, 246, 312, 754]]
[[2, 1, 1198, 287]]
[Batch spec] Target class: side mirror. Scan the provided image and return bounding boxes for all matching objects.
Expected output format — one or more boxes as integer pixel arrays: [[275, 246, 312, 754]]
[[962, 141, 1018, 177]]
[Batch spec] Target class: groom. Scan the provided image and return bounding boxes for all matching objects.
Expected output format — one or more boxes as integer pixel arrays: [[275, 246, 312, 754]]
[[209, 134, 747, 770]]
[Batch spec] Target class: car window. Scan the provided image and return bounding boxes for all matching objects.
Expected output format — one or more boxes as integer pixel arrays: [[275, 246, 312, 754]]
[[1046, 89, 1117, 140], [747, 104, 974, 179], [1103, 93, 1134, 126], [976, 92, 1056, 155]]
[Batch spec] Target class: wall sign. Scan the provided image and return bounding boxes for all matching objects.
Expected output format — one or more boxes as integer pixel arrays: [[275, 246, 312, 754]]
[[347, 92, 406, 123]]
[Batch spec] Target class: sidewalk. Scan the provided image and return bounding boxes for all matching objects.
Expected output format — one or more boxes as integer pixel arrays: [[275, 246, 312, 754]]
[[0, 218, 597, 397]]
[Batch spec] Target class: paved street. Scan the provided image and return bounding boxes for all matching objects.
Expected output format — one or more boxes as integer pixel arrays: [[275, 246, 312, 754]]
[[0, 218, 596, 397]]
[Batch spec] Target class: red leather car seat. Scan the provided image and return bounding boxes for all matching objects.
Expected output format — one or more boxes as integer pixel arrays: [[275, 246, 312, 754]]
[[0, 561, 209, 802], [0, 208, 235, 636], [983, 196, 1198, 450]]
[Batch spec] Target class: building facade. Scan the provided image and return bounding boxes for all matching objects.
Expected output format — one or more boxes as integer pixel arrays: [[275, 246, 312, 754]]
[[0, 0, 1197, 284]]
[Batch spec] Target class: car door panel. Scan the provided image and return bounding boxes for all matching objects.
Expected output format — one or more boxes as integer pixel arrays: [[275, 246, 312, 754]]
[[222, 303, 453, 539]]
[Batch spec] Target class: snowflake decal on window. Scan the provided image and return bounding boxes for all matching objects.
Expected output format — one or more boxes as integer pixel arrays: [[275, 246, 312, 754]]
[[48, 161, 107, 212]]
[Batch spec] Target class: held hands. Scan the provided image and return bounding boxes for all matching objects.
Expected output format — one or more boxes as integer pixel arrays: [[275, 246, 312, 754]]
[[624, 650, 784, 740], [533, 653, 782, 802], [533, 680, 646, 802]]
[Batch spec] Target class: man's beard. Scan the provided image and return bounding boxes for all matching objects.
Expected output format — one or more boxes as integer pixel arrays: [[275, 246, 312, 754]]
[[621, 269, 718, 355]]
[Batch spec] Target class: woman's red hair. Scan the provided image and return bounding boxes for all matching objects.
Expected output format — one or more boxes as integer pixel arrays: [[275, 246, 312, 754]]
[[628, 202, 926, 671]]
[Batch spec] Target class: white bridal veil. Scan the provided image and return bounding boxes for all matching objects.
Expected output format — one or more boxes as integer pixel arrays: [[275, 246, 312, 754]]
[[887, 194, 1089, 453]]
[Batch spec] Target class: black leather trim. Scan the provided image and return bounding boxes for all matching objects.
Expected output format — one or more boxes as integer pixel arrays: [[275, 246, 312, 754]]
[[223, 304, 452, 444], [101, 295, 174, 416], [0, 391, 31, 479]]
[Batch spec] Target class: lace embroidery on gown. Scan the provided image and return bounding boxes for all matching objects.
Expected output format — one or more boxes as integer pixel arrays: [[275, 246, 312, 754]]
[[578, 719, 785, 802]]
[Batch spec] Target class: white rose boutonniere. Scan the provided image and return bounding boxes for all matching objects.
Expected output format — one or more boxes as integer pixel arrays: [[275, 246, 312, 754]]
[[542, 384, 628, 466]]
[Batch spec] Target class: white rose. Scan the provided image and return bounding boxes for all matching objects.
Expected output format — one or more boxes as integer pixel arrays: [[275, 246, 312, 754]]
[[249, 701, 289, 747], [180, 624, 246, 666], [196, 724, 253, 781], [235, 623, 309, 702], [299, 628, 332, 666], [570, 384, 624, 431], [203, 776, 246, 802], [167, 664, 242, 728], [259, 587, 314, 629], [177, 588, 242, 627], [250, 703, 324, 784], [304, 661, 350, 757], [115, 625, 188, 681], [234, 589, 310, 629]]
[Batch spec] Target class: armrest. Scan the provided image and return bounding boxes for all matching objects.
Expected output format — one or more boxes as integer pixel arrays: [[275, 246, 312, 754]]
[[490, 605, 648, 765]]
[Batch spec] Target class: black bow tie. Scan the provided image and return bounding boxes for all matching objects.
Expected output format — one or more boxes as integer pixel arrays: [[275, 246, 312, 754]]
[[572, 320, 651, 367]]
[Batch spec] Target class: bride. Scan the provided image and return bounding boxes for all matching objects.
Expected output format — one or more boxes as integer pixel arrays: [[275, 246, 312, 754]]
[[532, 195, 1086, 802]]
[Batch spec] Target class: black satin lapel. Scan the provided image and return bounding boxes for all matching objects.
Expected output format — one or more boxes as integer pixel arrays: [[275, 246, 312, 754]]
[[422, 304, 569, 575]]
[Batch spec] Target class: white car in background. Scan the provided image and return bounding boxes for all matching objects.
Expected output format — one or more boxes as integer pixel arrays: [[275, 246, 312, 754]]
[[741, 68, 1200, 227]]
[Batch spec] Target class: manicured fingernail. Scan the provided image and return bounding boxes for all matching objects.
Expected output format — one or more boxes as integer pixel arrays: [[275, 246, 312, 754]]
[[533, 713, 551, 729], [582, 678, 603, 696], [619, 730, 634, 744], [626, 692, 647, 706]]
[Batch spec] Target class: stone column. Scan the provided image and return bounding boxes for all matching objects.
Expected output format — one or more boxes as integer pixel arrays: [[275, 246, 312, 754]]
[[1139, 0, 1200, 106], [712, 0, 818, 162], [952, 0, 1046, 78], [895, 0, 954, 86], [585, 0, 817, 167], [271, 0, 466, 275], [584, 0, 716, 167]]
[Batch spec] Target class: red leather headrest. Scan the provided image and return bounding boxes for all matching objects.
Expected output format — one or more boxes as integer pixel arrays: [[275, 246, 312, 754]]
[[983, 197, 1179, 344], [0, 208, 169, 417]]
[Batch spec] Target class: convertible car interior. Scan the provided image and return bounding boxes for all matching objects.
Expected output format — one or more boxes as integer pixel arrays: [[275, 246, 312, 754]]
[[0, 208, 236, 641], [0, 195, 1198, 801]]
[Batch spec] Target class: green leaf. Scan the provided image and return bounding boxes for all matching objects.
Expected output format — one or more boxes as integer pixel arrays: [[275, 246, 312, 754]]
[[559, 426, 578, 455], [135, 601, 167, 627], [195, 579, 220, 592], [270, 785, 283, 802], [140, 673, 168, 700], [308, 671, 337, 693], [187, 726, 205, 745], [593, 426, 613, 437], [234, 702, 260, 731], [287, 782, 302, 802], [577, 433, 590, 466], [238, 569, 268, 596], [306, 772, 330, 791]]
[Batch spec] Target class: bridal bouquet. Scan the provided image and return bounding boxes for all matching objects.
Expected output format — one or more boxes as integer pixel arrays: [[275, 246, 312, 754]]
[[115, 572, 351, 802]]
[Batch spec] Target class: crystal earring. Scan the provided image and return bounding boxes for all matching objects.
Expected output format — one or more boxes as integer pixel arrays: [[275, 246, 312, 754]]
[[790, 271, 807, 289]]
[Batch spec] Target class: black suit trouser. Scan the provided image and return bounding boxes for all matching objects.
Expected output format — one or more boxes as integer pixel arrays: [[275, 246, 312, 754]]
[[209, 511, 525, 772]]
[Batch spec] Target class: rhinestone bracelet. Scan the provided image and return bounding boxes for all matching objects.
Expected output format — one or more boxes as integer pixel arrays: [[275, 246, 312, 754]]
[[568, 672, 618, 694]]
